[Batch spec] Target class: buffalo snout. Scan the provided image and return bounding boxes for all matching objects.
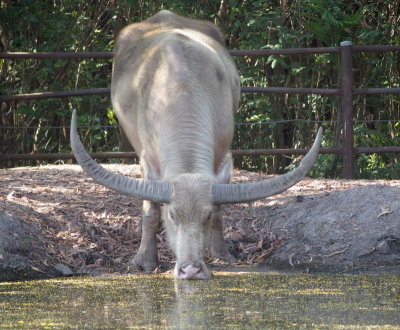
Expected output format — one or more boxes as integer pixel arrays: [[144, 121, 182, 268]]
[[175, 261, 210, 280]]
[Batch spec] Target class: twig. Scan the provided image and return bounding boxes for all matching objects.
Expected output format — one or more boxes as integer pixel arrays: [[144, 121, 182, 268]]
[[323, 247, 349, 258]]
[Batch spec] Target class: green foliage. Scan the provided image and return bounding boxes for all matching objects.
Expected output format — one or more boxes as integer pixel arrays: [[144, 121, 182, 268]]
[[355, 123, 400, 179], [302, 0, 363, 45], [0, 0, 399, 178]]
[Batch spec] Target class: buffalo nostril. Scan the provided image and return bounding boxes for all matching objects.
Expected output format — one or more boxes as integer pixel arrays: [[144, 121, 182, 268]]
[[178, 263, 204, 279]]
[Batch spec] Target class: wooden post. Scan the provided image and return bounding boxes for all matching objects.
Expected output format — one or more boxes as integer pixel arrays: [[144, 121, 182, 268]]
[[340, 41, 355, 179]]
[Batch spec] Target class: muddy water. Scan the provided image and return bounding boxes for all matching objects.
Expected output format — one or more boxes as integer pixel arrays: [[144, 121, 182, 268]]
[[0, 273, 399, 328]]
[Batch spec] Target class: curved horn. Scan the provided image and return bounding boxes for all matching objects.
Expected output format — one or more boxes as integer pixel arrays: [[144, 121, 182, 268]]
[[212, 127, 323, 204], [70, 110, 172, 203]]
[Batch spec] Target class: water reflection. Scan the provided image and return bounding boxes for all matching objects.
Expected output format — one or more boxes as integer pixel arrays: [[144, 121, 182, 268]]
[[172, 279, 218, 329], [0, 273, 398, 328]]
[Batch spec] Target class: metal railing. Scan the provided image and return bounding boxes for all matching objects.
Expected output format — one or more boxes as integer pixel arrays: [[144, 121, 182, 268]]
[[1, 43, 399, 178]]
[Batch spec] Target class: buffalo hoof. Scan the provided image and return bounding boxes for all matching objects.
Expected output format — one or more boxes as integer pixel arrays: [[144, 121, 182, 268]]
[[210, 247, 236, 262], [129, 254, 158, 272]]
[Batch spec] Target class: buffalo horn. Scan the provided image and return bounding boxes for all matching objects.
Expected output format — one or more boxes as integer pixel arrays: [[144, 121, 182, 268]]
[[70, 110, 172, 203], [212, 127, 323, 204]]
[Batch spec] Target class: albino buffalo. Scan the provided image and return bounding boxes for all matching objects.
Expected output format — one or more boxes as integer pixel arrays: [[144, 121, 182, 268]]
[[71, 10, 322, 279]]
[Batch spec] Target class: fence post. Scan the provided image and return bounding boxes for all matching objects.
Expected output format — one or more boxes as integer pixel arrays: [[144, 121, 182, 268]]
[[340, 41, 355, 179]]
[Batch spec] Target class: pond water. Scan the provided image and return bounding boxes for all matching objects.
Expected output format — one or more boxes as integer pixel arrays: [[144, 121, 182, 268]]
[[0, 273, 399, 328]]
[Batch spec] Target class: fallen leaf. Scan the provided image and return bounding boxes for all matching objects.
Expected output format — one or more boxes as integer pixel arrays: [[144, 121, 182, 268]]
[[254, 248, 276, 263], [377, 204, 392, 220], [31, 266, 45, 273], [6, 191, 15, 201], [271, 238, 284, 248], [288, 253, 295, 267], [257, 239, 264, 249]]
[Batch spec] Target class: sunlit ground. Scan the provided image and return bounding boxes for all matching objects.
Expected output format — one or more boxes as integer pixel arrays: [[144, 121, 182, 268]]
[[0, 273, 399, 328]]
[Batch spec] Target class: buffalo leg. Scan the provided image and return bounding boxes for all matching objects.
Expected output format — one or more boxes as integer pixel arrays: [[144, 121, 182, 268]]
[[130, 201, 160, 271], [209, 205, 234, 261], [210, 153, 235, 261]]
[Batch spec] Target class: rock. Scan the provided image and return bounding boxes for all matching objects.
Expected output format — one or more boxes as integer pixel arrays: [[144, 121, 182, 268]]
[[376, 236, 400, 254], [265, 185, 400, 273], [0, 213, 53, 281], [54, 264, 74, 276]]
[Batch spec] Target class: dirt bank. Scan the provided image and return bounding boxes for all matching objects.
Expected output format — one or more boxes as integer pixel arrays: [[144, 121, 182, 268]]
[[0, 164, 399, 280]]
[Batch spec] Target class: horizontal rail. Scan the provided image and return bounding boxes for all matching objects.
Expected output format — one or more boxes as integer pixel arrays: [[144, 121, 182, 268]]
[[242, 87, 341, 95], [246, 87, 400, 95], [232, 45, 400, 55], [229, 48, 340, 56], [0, 52, 113, 59], [3, 147, 400, 162], [233, 148, 343, 156], [0, 88, 110, 102], [353, 87, 400, 95], [1, 45, 398, 60], [236, 147, 400, 156], [0, 48, 340, 59], [0, 152, 138, 161], [2, 87, 342, 102], [3, 86, 400, 102]]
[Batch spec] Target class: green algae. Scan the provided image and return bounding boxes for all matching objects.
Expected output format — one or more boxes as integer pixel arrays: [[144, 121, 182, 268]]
[[0, 273, 399, 328]]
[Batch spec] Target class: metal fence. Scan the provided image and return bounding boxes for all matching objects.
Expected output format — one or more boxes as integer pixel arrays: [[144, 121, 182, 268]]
[[1, 42, 399, 179]]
